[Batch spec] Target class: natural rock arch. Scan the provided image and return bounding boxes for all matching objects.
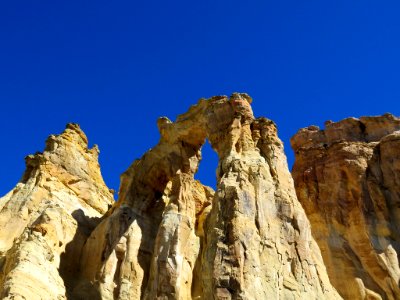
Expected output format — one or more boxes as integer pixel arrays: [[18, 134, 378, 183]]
[[78, 93, 340, 299]]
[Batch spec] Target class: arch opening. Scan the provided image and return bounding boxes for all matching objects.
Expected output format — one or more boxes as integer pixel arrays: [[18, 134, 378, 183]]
[[194, 139, 219, 189]]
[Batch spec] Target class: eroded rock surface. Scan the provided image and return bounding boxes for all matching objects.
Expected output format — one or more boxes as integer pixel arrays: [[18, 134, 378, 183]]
[[0, 124, 114, 299], [291, 114, 400, 300], [0, 95, 341, 300], [79, 94, 340, 299]]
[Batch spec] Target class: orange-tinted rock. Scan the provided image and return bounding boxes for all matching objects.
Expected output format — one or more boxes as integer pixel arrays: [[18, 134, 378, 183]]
[[291, 114, 400, 300]]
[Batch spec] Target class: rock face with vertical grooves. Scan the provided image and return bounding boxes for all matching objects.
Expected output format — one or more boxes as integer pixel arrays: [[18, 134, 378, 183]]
[[0, 94, 341, 299], [0, 123, 114, 300], [78, 94, 339, 299], [291, 114, 400, 300]]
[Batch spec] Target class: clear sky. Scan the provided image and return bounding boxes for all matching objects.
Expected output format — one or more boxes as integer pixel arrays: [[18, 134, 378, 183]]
[[1, 1, 400, 197]]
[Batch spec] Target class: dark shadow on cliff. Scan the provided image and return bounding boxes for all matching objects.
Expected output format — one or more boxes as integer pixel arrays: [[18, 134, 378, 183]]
[[59, 209, 103, 300], [71, 200, 165, 299], [106, 201, 166, 298]]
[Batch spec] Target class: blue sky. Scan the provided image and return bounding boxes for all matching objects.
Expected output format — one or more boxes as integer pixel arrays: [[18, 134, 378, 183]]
[[1, 1, 400, 196]]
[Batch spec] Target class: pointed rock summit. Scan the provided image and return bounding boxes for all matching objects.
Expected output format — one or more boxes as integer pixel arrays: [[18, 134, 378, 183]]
[[0, 123, 113, 299]]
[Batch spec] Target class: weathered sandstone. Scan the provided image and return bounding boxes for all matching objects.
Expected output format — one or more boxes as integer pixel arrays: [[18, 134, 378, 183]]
[[291, 114, 400, 300], [78, 94, 340, 299], [0, 124, 114, 299], [0, 94, 342, 300]]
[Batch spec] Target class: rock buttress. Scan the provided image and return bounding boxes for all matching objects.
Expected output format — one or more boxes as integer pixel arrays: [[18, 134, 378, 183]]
[[291, 114, 400, 300], [201, 95, 339, 299]]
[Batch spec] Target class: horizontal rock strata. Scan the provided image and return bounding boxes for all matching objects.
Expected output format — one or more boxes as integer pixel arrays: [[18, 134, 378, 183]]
[[291, 114, 400, 300]]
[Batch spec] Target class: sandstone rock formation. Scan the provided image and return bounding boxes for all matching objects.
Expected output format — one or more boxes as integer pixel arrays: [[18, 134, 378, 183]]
[[0, 95, 341, 299], [0, 123, 114, 299], [291, 114, 400, 300], [77, 94, 339, 299]]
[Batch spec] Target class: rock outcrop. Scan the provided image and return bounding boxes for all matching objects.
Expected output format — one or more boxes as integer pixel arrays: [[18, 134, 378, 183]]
[[0, 123, 114, 299], [291, 114, 400, 300], [78, 94, 339, 299], [0, 95, 341, 299]]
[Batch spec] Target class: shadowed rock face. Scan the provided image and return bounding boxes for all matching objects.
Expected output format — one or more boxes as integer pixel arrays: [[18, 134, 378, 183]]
[[291, 114, 400, 300], [78, 94, 339, 299]]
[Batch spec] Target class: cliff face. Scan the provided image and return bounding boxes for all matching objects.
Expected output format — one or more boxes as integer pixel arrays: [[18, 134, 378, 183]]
[[76, 94, 339, 299], [0, 95, 342, 300], [291, 114, 400, 300], [0, 123, 114, 299]]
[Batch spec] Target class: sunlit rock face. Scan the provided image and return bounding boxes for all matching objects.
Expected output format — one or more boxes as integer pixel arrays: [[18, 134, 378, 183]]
[[0, 94, 341, 300], [0, 123, 114, 299], [78, 94, 339, 299], [291, 114, 400, 300]]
